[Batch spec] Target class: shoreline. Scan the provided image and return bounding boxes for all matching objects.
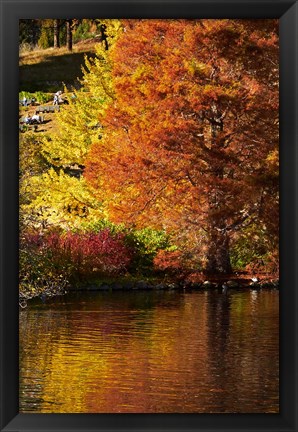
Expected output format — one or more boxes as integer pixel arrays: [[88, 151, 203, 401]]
[[66, 272, 279, 292], [19, 275, 279, 307], [67, 279, 279, 293]]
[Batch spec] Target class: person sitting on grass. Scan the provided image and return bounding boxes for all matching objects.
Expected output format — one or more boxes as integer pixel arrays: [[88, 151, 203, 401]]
[[31, 114, 42, 124], [24, 115, 32, 124]]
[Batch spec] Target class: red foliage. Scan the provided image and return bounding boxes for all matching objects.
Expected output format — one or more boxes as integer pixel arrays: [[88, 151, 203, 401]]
[[22, 229, 133, 281], [61, 230, 132, 275]]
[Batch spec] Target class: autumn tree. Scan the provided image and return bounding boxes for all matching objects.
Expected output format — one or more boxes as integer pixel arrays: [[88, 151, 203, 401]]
[[85, 19, 279, 274], [20, 20, 123, 230]]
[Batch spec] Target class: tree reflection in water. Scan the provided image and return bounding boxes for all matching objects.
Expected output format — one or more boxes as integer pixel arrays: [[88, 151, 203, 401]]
[[19, 290, 279, 413]]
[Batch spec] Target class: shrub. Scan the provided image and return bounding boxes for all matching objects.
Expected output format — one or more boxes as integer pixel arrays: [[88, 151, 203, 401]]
[[153, 250, 183, 274], [19, 91, 51, 104], [81, 222, 173, 275], [73, 21, 94, 43], [19, 231, 69, 302], [54, 229, 133, 280], [230, 223, 273, 272], [35, 91, 51, 103], [81, 219, 124, 236], [124, 227, 171, 275], [19, 224, 179, 302], [19, 228, 133, 298], [38, 26, 53, 49], [244, 251, 279, 276]]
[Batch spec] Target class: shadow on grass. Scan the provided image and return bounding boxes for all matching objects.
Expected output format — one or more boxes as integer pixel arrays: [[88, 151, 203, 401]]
[[20, 51, 96, 92]]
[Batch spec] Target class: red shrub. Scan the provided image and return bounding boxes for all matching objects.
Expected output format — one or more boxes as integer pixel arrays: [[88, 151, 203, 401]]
[[21, 229, 133, 283], [60, 230, 132, 276]]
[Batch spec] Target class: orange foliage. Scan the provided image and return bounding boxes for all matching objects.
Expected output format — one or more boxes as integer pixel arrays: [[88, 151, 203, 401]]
[[85, 19, 279, 274], [153, 250, 182, 274]]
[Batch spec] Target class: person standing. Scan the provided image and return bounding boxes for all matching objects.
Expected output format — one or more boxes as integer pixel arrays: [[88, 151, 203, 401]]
[[53, 93, 59, 105]]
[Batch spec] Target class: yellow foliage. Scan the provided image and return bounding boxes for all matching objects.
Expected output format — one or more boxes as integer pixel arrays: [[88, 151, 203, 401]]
[[20, 20, 124, 231], [21, 168, 106, 229], [41, 20, 123, 167]]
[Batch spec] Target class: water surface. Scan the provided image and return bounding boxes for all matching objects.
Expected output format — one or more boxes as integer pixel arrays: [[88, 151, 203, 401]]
[[19, 289, 279, 413]]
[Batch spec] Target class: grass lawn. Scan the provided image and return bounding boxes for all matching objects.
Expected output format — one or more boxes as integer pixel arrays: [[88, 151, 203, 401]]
[[19, 38, 99, 92], [19, 39, 99, 133]]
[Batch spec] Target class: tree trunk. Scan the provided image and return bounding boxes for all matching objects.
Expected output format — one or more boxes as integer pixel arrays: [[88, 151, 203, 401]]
[[32, 20, 39, 45], [99, 24, 108, 50], [205, 228, 232, 274], [204, 103, 232, 274], [66, 19, 73, 51], [54, 19, 60, 48]]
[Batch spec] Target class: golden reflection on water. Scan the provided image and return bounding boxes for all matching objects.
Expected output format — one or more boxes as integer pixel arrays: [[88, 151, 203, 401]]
[[19, 290, 279, 413]]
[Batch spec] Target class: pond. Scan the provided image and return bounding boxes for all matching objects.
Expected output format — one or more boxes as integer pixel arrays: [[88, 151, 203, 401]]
[[19, 289, 279, 413]]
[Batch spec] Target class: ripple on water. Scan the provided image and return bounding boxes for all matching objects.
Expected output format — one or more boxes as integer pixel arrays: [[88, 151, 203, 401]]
[[19, 290, 279, 413]]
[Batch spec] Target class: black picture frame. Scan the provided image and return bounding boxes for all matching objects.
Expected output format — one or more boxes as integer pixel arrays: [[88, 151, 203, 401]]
[[0, 0, 297, 431]]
